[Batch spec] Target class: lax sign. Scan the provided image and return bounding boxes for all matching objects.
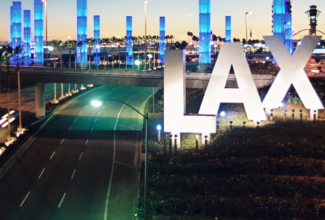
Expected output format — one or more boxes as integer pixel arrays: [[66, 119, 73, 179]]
[[164, 36, 324, 135]]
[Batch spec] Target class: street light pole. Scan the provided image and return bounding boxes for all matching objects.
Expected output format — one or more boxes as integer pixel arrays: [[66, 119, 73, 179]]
[[144, 0, 148, 71], [91, 99, 148, 220], [144, 112, 148, 220], [245, 12, 252, 42]]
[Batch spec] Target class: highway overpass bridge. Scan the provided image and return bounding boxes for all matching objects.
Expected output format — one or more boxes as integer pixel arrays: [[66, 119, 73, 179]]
[[1, 56, 275, 119]]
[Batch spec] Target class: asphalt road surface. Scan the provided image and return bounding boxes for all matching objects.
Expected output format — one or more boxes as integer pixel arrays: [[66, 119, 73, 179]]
[[0, 83, 82, 142], [0, 85, 153, 220]]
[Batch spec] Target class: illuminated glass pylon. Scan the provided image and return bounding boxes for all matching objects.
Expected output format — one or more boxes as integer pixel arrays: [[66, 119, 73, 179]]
[[11, 1, 22, 65], [225, 16, 232, 43], [34, 0, 44, 66], [285, 0, 293, 54], [126, 16, 133, 66], [23, 10, 31, 66], [199, 0, 211, 71], [77, 0, 88, 68], [272, 0, 285, 44], [159, 17, 166, 65], [93, 15, 100, 66]]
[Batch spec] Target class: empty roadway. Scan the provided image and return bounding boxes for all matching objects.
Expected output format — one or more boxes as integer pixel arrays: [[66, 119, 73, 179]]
[[0, 85, 153, 220]]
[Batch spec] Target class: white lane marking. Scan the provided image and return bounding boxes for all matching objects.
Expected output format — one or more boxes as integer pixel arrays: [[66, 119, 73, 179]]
[[98, 112, 101, 116], [29, 102, 33, 105], [84, 105, 88, 109], [58, 193, 66, 208], [20, 191, 31, 207], [46, 94, 51, 97], [95, 118, 98, 122], [38, 168, 46, 179], [50, 151, 55, 160], [102, 106, 105, 110], [104, 89, 145, 220], [71, 169, 76, 179], [60, 139, 65, 144], [74, 118, 77, 122], [115, 161, 133, 168], [79, 152, 83, 160], [91, 128, 94, 133], [85, 139, 89, 145], [79, 110, 82, 114], [69, 127, 72, 132]]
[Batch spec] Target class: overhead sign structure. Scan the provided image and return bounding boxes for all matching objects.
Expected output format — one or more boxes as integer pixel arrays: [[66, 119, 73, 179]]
[[164, 36, 324, 137]]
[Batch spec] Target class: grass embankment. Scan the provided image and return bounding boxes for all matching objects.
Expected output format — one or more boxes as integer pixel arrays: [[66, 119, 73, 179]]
[[137, 78, 325, 219]]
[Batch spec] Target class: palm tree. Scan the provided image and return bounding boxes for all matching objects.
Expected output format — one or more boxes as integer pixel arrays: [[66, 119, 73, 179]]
[[212, 34, 218, 54], [152, 35, 159, 69], [48, 40, 59, 68], [94, 39, 101, 70], [66, 40, 77, 69], [76, 41, 83, 69], [110, 37, 117, 70], [132, 36, 137, 70], [117, 37, 123, 70], [101, 38, 110, 70], [165, 35, 170, 48], [57, 40, 64, 68], [187, 31, 191, 42], [125, 36, 129, 70], [170, 35, 175, 49], [137, 36, 142, 70], [85, 38, 94, 69]]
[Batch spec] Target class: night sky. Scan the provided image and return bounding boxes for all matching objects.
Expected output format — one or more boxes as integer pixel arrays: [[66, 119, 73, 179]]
[[0, 0, 325, 42]]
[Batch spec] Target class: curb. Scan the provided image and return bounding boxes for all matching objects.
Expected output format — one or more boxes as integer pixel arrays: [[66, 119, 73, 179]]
[[0, 86, 105, 180]]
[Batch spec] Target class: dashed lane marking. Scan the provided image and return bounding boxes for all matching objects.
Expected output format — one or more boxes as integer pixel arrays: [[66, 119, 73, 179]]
[[79, 152, 83, 160], [38, 168, 45, 179], [20, 191, 30, 207], [50, 151, 55, 160], [58, 193, 66, 208]]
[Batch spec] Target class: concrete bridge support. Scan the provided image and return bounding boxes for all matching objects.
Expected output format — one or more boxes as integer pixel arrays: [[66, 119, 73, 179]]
[[35, 82, 45, 118]]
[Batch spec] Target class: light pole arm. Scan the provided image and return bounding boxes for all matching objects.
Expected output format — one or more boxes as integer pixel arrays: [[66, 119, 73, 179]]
[[105, 99, 147, 119]]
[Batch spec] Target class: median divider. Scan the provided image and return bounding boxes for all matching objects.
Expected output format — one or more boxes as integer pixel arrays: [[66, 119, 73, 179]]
[[0, 85, 105, 180]]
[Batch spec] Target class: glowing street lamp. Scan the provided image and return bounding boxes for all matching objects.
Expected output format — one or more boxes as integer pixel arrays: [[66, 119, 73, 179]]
[[91, 100, 102, 107], [92, 99, 149, 220], [156, 124, 162, 142]]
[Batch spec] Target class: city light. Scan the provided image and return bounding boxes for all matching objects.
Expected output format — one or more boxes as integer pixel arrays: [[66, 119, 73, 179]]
[[91, 100, 102, 107], [156, 125, 162, 131], [135, 60, 141, 65], [220, 111, 226, 117]]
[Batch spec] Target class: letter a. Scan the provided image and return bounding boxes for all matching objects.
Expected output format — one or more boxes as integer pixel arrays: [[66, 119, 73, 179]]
[[199, 43, 267, 122], [263, 36, 324, 110]]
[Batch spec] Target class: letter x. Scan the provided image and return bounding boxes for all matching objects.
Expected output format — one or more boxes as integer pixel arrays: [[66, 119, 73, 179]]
[[263, 36, 324, 110]]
